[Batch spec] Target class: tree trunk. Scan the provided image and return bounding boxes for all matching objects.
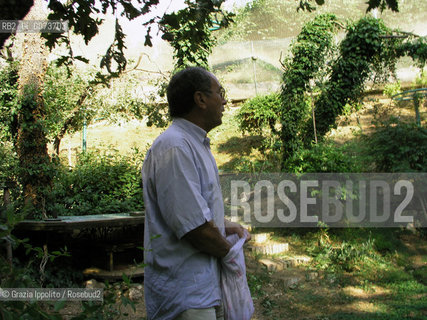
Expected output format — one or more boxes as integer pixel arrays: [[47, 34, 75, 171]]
[[16, 0, 52, 218]]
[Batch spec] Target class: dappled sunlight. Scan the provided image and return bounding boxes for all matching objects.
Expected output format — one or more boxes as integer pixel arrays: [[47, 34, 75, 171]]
[[347, 300, 386, 314], [328, 94, 427, 145], [244, 227, 427, 319], [342, 285, 392, 298]]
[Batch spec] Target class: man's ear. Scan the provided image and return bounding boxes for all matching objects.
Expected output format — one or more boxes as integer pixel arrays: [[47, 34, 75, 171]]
[[194, 91, 207, 110]]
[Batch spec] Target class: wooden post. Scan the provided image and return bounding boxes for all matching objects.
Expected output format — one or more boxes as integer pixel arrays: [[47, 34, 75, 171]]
[[311, 91, 318, 144], [413, 93, 421, 127]]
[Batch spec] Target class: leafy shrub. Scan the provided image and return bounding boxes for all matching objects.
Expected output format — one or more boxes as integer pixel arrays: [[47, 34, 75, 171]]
[[0, 141, 18, 185], [413, 265, 427, 285], [383, 81, 401, 98], [236, 93, 284, 168], [0, 61, 19, 142], [399, 36, 427, 69], [308, 226, 378, 272], [233, 155, 280, 173], [237, 93, 281, 135], [283, 141, 361, 173], [0, 142, 19, 208], [49, 149, 143, 216], [309, 237, 378, 272], [362, 119, 427, 172], [415, 70, 427, 87], [0, 142, 16, 181]]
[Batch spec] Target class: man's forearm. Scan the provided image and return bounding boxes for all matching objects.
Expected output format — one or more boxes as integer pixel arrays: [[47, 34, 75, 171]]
[[183, 221, 231, 258]]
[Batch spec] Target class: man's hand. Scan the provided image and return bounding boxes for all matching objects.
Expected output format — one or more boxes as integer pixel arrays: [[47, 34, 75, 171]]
[[224, 219, 251, 242]]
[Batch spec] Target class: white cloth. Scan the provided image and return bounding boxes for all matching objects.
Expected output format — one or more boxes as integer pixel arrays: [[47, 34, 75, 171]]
[[221, 231, 254, 320], [142, 118, 225, 320]]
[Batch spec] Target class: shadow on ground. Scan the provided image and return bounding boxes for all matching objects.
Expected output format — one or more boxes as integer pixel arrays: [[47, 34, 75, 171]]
[[217, 135, 265, 171]]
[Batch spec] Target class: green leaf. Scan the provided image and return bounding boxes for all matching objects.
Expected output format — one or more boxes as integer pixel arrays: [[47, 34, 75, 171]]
[[54, 300, 66, 312], [122, 273, 130, 285]]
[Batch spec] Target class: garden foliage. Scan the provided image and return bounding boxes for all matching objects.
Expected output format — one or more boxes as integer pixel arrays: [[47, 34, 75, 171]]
[[159, 1, 233, 70], [398, 36, 427, 69], [362, 118, 427, 172], [283, 141, 361, 173], [49, 150, 144, 216], [237, 93, 281, 136], [0, 149, 143, 219], [280, 13, 339, 163], [0, 62, 147, 218], [308, 16, 403, 141], [237, 14, 427, 168], [0, 61, 19, 143]]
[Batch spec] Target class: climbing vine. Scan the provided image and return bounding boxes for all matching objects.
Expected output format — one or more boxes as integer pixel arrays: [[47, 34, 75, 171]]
[[307, 17, 403, 141], [398, 36, 427, 69], [0, 61, 19, 143], [279, 13, 339, 164], [237, 14, 427, 170]]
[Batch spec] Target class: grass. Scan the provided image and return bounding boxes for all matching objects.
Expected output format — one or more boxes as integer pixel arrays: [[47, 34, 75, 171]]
[[246, 228, 427, 320]]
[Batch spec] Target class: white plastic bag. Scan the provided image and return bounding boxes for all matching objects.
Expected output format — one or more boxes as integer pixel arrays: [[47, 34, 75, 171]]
[[221, 231, 254, 320]]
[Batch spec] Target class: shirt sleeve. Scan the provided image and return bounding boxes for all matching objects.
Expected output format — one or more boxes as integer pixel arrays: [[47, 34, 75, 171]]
[[154, 145, 213, 239]]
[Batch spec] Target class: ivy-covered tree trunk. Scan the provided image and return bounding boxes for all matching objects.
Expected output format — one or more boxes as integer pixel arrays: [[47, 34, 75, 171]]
[[306, 17, 400, 142], [16, 0, 52, 218], [279, 14, 339, 168]]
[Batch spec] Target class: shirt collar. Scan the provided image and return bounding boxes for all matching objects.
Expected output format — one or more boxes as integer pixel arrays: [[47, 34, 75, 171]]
[[172, 118, 209, 145]]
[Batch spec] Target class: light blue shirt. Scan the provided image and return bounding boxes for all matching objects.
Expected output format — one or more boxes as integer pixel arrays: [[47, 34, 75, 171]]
[[142, 118, 225, 320]]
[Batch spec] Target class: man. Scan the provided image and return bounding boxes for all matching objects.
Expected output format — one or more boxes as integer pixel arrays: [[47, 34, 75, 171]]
[[142, 66, 250, 320]]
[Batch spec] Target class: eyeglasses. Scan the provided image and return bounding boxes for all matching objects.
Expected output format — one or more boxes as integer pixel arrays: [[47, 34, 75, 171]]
[[205, 87, 226, 100], [219, 87, 226, 100]]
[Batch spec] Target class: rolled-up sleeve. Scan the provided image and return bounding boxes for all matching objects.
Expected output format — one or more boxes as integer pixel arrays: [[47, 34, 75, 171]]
[[154, 145, 213, 239]]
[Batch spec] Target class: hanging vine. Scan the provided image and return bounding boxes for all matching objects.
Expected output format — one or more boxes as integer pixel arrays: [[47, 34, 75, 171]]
[[304, 16, 403, 143], [398, 36, 427, 69], [159, 1, 234, 70]]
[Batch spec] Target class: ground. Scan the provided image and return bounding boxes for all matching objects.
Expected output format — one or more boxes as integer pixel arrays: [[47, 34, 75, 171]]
[[244, 231, 427, 320], [56, 230, 427, 320]]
